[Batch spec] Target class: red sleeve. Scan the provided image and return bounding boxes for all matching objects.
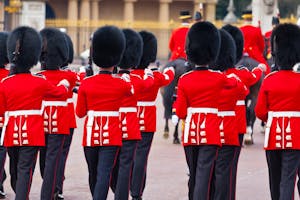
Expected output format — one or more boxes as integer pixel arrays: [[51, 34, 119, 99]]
[[169, 30, 176, 52], [174, 78, 188, 119], [0, 84, 5, 116], [132, 75, 154, 94], [257, 28, 265, 54], [255, 81, 268, 122], [155, 68, 175, 87], [44, 80, 68, 100], [251, 67, 263, 84], [76, 83, 87, 118]]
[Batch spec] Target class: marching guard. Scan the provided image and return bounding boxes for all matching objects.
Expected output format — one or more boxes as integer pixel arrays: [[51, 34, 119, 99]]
[[255, 23, 300, 200], [209, 29, 248, 200], [110, 28, 154, 200], [0, 26, 69, 200], [173, 21, 237, 200], [55, 32, 78, 200], [37, 27, 75, 200], [0, 32, 9, 199], [130, 31, 174, 200], [76, 25, 133, 200]]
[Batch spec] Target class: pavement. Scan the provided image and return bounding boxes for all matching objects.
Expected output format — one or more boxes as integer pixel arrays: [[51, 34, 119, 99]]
[[2, 93, 300, 200]]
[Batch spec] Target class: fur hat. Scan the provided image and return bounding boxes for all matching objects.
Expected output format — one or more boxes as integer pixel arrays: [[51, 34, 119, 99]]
[[40, 28, 69, 70], [119, 29, 143, 69], [137, 31, 157, 69], [92, 25, 125, 68], [63, 33, 74, 64], [222, 24, 244, 63], [213, 29, 236, 71], [0, 32, 9, 68], [271, 23, 300, 69], [7, 26, 42, 71], [186, 21, 220, 65]]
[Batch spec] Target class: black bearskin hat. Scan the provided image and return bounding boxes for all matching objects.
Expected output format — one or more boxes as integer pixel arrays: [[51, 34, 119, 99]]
[[271, 23, 300, 69], [0, 32, 9, 68], [213, 29, 236, 71], [137, 31, 157, 69], [222, 24, 244, 63], [119, 29, 143, 69], [92, 25, 125, 68], [186, 21, 220, 65], [7, 26, 42, 71], [40, 28, 69, 70], [63, 33, 74, 64]]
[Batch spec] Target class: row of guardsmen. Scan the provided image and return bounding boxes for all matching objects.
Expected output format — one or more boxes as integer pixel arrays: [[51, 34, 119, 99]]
[[0, 24, 175, 200]]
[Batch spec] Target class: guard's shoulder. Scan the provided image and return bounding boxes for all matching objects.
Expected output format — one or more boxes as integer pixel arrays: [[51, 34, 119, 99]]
[[236, 65, 249, 71], [1, 75, 15, 83], [83, 74, 96, 81], [180, 70, 193, 79], [32, 73, 46, 80], [264, 71, 277, 79], [131, 74, 142, 80], [208, 69, 223, 74]]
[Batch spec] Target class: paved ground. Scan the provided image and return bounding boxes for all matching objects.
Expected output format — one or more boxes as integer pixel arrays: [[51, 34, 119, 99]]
[[2, 93, 300, 200]]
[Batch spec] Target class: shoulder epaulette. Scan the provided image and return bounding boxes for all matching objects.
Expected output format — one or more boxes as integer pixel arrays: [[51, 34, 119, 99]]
[[131, 74, 142, 80], [208, 69, 222, 74], [32, 73, 46, 80], [83, 74, 96, 81], [1, 75, 15, 83], [180, 70, 193, 78], [236, 65, 249, 71]]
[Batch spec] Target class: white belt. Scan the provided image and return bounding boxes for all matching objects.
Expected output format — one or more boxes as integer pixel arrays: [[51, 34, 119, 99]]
[[86, 110, 119, 146], [264, 111, 300, 148], [1, 109, 43, 145], [218, 111, 235, 117], [184, 107, 218, 143], [43, 101, 68, 107], [119, 107, 137, 113], [67, 98, 74, 103], [236, 100, 245, 106], [137, 101, 155, 106]]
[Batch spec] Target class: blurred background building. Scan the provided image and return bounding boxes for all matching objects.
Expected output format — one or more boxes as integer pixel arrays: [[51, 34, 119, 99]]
[[0, 0, 298, 60]]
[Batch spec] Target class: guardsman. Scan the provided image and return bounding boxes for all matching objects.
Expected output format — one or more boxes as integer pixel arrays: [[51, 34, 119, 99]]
[[76, 25, 133, 200], [240, 10, 270, 74], [169, 10, 192, 61], [255, 23, 300, 200], [173, 21, 237, 200], [0, 32, 9, 199], [209, 29, 248, 200], [264, 16, 280, 66], [222, 24, 266, 200], [54, 33, 78, 200], [130, 31, 174, 200], [37, 28, 73, 200], [110, 28, 154, 200], [0, 26, 68, 200]]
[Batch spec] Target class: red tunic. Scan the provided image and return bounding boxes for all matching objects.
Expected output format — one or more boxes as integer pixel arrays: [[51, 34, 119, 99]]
[[226, 67, 263, 134], [255, 70, 300, 150], [119, 72, 154, 140], [240, 25, 270, 74], [38, 70, 77, 134], [169, 23, 189, 61], [218, 75, 248, 146], [76, 72, 133, 147], [131, 68, 174, 132], [0, 74, 68, 147], [0, 68, 9, 128], [175, 68, 237, 146]]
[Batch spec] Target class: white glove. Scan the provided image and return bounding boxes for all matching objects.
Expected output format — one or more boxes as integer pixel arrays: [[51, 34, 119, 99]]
[[121, 73, 131, 82], [79, 66, 86, 73], [171, 114, 179, 125], [143, 68, 153, 80], [57, 79, 70, 88], [257, 63, 267, 72]]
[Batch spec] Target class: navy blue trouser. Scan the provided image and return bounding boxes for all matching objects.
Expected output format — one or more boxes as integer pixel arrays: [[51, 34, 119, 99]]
[[55, 128, 74, 194], [131, 132, 154, 199], [111, 140, 138, 200], [211, 145, 236, 200], [230, 134, 244, 200], [184, 145, 218, 200], [84, 146, 119, 200], [40, 134, 65, 200], [0, 130, 6, 192], [7, 146, 39, 200], [266, 150, 300, 200]]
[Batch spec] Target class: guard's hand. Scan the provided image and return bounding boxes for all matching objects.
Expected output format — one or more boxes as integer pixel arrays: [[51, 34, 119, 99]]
[[143, 68, 153, 79], [121, 73, 131, 82], [171, 114, 179, 125], [257, 63, 267, 72]]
